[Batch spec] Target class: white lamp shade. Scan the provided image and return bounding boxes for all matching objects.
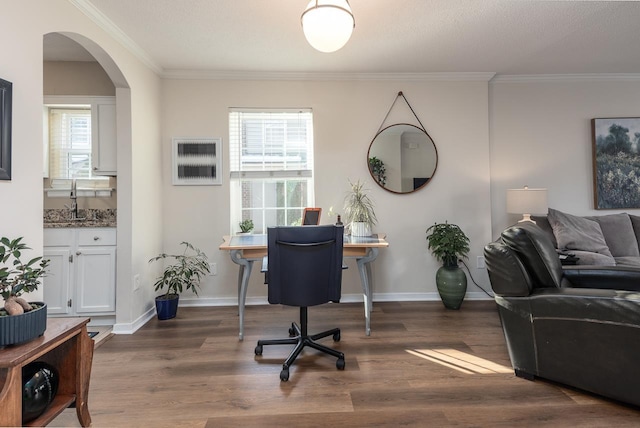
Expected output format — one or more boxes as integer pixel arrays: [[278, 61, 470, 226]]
[[302, 0, 355, 53], [506, 187, 548, 217]]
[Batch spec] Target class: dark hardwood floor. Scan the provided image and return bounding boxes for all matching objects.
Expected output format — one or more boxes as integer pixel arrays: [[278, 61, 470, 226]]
[[52, 301, 640, 427]]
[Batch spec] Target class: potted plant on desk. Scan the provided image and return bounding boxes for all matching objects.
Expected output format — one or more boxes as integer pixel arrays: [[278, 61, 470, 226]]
[[425, 222, 470, 310], [0, 237, 50, 346], [344, 179, 377, 237], [239, 219, 254, 234], [149, 242, 210, 320]]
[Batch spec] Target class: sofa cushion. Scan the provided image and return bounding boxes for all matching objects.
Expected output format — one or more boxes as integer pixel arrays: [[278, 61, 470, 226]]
[[587, 213, 639, 257], [613, 256, 640, 268], [628, 215, 640, 248], [548, 209, 614, 265]]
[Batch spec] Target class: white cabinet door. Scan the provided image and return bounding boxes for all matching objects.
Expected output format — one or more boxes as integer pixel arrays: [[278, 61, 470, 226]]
[[42, 247, 72, 315], [44, 228, 116, 316], [74, 246, 116, 314], [91, 99, 117, 176]]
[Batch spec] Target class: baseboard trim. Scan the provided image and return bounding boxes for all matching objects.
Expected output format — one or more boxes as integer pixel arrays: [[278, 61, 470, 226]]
[[112, 306, 155, 334], [113, 292, 494, 335]]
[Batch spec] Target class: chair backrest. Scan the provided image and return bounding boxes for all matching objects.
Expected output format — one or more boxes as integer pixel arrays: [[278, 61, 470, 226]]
[[267, 225, 344, 307]]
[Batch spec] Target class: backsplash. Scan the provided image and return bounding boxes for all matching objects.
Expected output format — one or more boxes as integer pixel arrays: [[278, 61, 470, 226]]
[[44, 209, 117, 228]]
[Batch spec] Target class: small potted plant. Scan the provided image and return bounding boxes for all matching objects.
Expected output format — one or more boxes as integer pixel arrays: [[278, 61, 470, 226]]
[[368, 156, 387, 187], [425, 222, 470, 310], [149, 242, 210, 320], [239, 219, 254, 234], [0, 237, 50, 346], [343, 179, 377, 236]]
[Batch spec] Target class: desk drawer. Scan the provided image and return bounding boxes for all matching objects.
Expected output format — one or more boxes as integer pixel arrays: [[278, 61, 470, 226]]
[[78, 228, 116, 246]]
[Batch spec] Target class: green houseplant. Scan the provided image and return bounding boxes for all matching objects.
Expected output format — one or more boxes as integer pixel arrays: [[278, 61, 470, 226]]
[[239, 219, 254, 233], [343, 180, 377, 236], [149, 242, 210, 320], [0, 237, 50, 346], [425, 222, 470, 310], [368, 156, 387, 187]]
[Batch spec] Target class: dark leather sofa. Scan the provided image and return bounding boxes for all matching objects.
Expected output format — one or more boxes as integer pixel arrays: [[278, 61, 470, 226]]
[[484, 221, 640, 407]]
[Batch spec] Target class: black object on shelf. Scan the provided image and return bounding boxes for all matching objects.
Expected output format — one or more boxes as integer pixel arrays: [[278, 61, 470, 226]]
[[22, 361, 59, 423]]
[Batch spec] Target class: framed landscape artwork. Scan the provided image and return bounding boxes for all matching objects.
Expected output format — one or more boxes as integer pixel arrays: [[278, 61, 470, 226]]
[[592, 117, 640, 209], [0, 78, 11, 181]]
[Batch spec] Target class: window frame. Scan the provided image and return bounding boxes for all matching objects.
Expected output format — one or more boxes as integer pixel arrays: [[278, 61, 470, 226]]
[[229, 108, 315, 234]]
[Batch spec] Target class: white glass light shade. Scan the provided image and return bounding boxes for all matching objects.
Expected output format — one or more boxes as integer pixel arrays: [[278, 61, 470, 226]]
[[302, 0, 355, 53], [506, 187, 548, 223]]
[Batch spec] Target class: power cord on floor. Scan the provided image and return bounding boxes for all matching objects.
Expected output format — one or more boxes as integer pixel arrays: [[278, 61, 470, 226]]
[[459, 259, 494, 298]]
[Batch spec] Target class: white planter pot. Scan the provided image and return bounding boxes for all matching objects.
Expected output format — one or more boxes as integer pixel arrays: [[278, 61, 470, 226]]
[[350, 222, 372, 237]]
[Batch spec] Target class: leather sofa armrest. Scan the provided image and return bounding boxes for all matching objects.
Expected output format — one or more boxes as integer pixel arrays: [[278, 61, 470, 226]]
[[563, 266, 640, 292], [528, 287, 640, 324]]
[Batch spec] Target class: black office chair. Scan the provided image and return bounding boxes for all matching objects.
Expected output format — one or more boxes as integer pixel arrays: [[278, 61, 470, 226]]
[[254, 224, 345, 381]]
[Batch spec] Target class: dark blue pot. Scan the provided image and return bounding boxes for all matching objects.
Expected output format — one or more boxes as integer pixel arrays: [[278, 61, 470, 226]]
[[0, 302, 47, 347], [155, 294, 179, 320]]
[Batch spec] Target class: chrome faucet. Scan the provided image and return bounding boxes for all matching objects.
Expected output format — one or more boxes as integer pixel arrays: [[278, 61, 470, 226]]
[[65, 179, 85, 221]]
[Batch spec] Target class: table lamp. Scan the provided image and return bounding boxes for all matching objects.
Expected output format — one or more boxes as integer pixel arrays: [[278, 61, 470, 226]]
[[506, 186, 548, 223]]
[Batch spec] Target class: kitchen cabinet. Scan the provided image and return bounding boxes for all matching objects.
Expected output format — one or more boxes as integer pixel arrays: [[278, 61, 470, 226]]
[[43, 228, 116, 316], [91, 97, 117, 175]]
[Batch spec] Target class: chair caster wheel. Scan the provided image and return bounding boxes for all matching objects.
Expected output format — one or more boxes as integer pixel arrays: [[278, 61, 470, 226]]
[[254, 345, 263, 356], [280, 369, 290, 381], [333, 332, 340, 342], [336, 358, 345, 370], [289, 327, 296, 336]]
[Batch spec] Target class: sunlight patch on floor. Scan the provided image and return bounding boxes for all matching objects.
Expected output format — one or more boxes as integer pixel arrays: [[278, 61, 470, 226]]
[[406, 348, 513, 374]]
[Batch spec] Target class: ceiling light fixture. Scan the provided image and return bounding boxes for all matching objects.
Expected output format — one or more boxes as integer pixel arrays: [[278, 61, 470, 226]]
[[301, 0, 355, 53]]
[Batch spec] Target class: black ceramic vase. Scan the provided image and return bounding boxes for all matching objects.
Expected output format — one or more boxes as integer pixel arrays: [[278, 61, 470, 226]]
[[22, 361, 59, 423]]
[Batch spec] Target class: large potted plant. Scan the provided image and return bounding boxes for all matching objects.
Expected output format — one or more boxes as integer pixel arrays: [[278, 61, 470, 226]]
[[0, 237, 50, 346], [425, 222, 470, 310], [149, 242, 210, 320], [343, 180, 377, 237]]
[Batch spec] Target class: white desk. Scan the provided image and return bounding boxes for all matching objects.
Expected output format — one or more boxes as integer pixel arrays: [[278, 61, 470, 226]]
[[219, 233, 389, 340]]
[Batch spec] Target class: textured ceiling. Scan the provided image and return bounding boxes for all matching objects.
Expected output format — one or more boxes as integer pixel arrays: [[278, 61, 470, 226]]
[[50, 0, 640, 76]]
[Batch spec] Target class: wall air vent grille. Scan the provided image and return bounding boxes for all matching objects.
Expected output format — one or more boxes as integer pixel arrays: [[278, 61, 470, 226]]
[[172, 137, 222, 185]]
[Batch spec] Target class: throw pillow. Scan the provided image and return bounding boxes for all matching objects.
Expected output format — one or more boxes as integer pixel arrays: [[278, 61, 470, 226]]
[[547, 208, 614, 259], [588, 213, 639, 257]]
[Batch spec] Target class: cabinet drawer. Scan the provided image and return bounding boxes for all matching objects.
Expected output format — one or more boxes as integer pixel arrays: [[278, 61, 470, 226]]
[[78, 228, 116, 246], [44, 228, 74, 246]]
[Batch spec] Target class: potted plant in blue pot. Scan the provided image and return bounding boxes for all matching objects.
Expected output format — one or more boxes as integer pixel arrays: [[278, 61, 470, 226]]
[[149, 242, 210, 320], [425, 222, 470, 310], [0, 237, 50, 346]]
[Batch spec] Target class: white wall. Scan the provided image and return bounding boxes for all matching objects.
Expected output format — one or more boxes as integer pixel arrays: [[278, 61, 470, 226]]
[[490, 77, 640, 239], [0, 1, 163, 330], [162, 78, 493, 304]]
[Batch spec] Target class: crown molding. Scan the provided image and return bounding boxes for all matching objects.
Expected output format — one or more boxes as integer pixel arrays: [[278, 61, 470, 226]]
[[161, 70, 496, 81], [68, 0, 163, 75], [492, 73, 640, 83]]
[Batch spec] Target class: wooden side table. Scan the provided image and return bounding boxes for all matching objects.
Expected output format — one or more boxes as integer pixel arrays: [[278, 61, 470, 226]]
[[0, 317, 93, 427]]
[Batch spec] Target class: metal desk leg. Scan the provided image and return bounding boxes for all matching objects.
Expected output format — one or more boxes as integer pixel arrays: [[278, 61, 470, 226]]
[[230, 250, 254, 341], [356, 247, 379, 336]]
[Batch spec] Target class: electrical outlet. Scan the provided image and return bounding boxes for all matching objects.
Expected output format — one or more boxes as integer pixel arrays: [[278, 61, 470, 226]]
[[209, 263, 217, 276], [477, 256, 485, 269], [133, 274, 141, 291]]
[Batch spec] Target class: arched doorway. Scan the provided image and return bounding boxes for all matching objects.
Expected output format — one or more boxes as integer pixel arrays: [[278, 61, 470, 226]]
[[43, 32, 131, 328]]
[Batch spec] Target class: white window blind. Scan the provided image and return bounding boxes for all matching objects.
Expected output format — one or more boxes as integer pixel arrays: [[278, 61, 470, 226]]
[[229, 109, 314, 234], [48, 108, 93, 179]]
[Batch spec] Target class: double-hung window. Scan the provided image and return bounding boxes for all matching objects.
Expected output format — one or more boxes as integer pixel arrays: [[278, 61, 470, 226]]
[[229, 109, 314, 234], [48, 107, 93, 179]]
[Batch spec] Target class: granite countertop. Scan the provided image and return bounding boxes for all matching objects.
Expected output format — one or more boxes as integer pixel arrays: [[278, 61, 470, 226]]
[[44, 209, 117, 228]]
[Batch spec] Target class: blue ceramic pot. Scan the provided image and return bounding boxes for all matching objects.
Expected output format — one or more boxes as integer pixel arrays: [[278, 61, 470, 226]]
[[155, 294, 179, 320]]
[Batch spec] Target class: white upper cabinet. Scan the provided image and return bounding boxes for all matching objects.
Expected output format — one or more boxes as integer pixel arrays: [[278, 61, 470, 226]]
[[91, 98, 117, 176]]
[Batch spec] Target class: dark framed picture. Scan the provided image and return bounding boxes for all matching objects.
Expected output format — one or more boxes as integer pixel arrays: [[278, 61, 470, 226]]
[[592, 117, 640, 209], [0, 78, 11, 181]]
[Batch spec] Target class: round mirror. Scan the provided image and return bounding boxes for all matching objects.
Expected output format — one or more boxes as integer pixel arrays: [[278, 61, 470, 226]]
[[367, 123, 438, 194]]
